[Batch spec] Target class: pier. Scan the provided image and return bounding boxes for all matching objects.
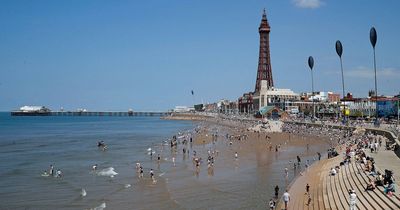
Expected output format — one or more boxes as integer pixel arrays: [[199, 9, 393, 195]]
[[11, 111, 171, 117]]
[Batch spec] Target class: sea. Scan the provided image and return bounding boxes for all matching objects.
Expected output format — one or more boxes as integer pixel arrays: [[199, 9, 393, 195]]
[[0, 113, 194, 210], [0, 112, 328, 210]]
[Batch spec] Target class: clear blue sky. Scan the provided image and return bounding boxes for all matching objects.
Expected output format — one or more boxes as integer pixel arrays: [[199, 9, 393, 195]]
[[0, 0, 399, 111]]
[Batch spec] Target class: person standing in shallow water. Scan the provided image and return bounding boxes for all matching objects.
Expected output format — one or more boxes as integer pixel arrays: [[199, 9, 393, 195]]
[[274, 185, 279, 198]]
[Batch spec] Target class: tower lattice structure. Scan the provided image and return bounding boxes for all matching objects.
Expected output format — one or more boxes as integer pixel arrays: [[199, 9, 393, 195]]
[[254, 9, 274, 93]]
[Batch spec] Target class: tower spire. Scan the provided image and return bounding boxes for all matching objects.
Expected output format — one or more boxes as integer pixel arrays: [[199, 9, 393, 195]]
[[262, 8, 266, 20]]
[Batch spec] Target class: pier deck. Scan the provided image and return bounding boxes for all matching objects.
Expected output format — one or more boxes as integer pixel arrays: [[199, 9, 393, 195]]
[[11, 111, 171, 117]]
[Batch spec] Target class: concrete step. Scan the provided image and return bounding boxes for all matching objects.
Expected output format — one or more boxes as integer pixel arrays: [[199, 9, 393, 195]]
[[354, 162, 400, 209]]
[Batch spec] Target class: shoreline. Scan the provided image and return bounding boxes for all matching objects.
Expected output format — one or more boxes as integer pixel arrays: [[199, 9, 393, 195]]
[[161, 113, 334, 206]]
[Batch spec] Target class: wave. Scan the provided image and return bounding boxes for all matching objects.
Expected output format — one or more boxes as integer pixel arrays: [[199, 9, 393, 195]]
[[90, 202, 106, 210], [81, 188, 87, 197], [97, 167, 118, 177]]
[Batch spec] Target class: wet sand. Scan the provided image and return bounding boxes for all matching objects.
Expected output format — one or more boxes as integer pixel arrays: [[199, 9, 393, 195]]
[[107, 120, 331, 209]]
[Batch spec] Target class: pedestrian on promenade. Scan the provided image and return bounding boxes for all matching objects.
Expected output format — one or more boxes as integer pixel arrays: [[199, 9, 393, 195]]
[[282, 189, 290, 210], [349, 189, 357, 210]]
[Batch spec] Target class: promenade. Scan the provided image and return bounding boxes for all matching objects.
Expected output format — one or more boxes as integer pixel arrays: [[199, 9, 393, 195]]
[[278, 121, 400, 210]]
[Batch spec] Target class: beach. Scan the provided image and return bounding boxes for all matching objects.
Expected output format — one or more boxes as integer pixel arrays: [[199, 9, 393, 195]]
[[122, 115, 332, 210]]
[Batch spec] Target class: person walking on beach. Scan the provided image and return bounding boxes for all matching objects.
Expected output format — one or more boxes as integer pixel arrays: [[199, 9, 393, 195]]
[[317, 152, 321, 160], [274, 185, 279, 198], [349, 189, 357, 210], [234, 152, 238, 160], [268, 199, 275, 210], [285, 167, 289, 178], [306, 183, 310, 194], [306, 192, 312, 206], [282, 189, 290, 210]]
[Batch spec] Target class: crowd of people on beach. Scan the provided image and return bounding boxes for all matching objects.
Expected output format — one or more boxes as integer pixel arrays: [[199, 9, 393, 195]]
[[278, 120, 399, 209]]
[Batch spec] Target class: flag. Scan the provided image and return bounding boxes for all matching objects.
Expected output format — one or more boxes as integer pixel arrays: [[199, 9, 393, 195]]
[[191, 90, 194, 96]]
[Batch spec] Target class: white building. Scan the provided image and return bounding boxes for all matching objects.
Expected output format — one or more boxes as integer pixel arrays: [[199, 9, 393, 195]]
[[19, 106, 50, 112], [253, 80, 300, 111], [173, 106, 194, 113], [346, 100, 376, 117]]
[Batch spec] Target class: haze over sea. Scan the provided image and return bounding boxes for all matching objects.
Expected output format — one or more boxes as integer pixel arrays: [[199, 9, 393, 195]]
[[0, 112, 194, 209]]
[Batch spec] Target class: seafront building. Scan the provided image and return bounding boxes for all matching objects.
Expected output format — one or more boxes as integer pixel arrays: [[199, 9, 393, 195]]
[[253, 80, 299, 111]]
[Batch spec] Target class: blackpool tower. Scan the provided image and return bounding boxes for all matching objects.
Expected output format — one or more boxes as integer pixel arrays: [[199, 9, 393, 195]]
[[254, 9, 274, 93]]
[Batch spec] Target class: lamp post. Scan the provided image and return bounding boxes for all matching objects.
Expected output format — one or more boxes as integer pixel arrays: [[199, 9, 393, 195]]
[[335, 40, 346, 123], [308, 56, 315, 121], [370, 27, 379, 126]]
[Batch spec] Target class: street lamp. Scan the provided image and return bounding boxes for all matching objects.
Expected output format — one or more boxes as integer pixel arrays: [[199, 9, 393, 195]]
[[397, 97, 399, 125], [370, 27, 379, 126], [335, 40, 346, 124], [308, 56, 315, 121]]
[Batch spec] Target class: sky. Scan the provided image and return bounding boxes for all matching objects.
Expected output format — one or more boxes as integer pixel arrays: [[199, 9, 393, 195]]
[[0, 0, 399, 111]]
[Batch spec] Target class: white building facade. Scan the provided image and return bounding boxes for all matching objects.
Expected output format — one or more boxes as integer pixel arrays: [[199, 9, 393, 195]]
[[253, 80, 300, 111]]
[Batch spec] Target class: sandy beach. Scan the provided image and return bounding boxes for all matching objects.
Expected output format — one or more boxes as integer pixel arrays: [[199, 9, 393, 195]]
[[110, 115, 332, 210]]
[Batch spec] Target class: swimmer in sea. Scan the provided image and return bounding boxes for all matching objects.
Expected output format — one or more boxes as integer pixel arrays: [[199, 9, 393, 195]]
[[42, 170, 49, 177], [92, 164, 98, 171], [97, 140, 105, 147], [56, 169, 63, 178]]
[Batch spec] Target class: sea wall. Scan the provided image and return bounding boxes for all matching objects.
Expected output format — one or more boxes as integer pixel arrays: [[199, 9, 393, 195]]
[[285, 120, 400, 158]]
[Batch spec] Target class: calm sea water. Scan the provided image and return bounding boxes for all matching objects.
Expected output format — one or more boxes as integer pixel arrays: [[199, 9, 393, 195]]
[[0, 112, 194, 210]]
